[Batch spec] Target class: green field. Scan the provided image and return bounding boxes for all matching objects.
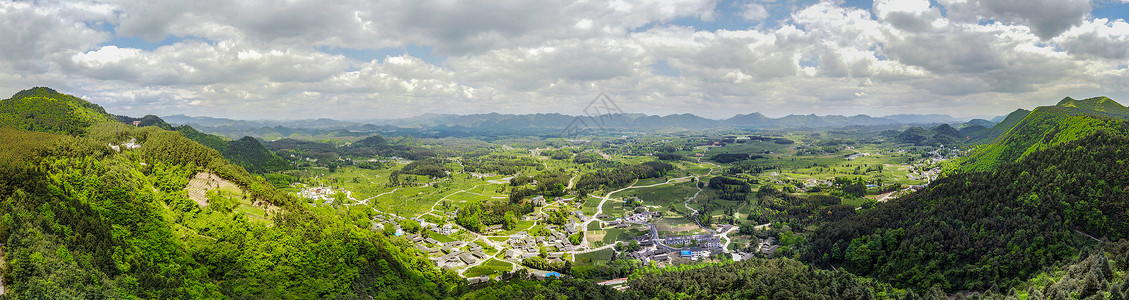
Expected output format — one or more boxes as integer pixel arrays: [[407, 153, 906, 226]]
[[464, 259, 513, 278], [574, 248, 615, 266]]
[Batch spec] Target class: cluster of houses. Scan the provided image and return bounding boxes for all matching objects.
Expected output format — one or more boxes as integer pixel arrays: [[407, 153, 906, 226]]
[[502, 229, 580, 262], [756, 236, 779, 256], [298, 186, 356, 203], [845, 152, 871, 161], [908, 167, 941, 182], [623, 211, 661, 223], [628, 245, 718, 263], [416, 237, 493, 270], [663, 234, 721, 249]]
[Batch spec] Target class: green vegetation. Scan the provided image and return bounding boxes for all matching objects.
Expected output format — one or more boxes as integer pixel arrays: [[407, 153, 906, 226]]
[[958, 102, 1129, 172], [808, 130, 1129, 292], [625, 257, 907, 299], [10, 87, 1129, 299], [0, 89, 462, 299], [0, 87, 115, 135], [464, 259, 512, 278], [176, 125, 291, 173]]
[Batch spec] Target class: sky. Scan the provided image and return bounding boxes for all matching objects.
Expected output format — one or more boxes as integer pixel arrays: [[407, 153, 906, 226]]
[[1, 0, 1128, 120]]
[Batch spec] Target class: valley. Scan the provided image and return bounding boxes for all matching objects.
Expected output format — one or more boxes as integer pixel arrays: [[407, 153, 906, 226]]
[[1, 88, 1128, 299]]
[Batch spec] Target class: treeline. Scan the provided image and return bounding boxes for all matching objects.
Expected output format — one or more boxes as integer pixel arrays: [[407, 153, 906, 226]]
[[175, 124, 292, 173], [392, 158, 450, 179], [455, 201, 535, 232], [508, 170, 570, 202], [747, 186, 846, 226], [624, 257, 907, 299], [710, 153, 766, 164], [520, 257, 570, 274], [265, 135, 438, 167], [462, 155, 540, 175], [459, 270, 624, 299], [573, 161, 674, 193], [707, 176, 752, 201], [888, 124, 962, 146], [806, 130, 1129, 292]]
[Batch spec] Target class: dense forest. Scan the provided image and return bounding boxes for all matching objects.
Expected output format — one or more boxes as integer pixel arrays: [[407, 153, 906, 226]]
[[573, 161, 674, 193], [807, 130, 1129, 292], [957, 104, 1129, 172], [172, 124, 292, 173], [0, 87, 115, 135], [0, 88, 464, 299]]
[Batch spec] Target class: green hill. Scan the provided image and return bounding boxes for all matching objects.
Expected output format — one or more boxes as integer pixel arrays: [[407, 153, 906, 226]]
[[956, 98, 1129, 172], [0, 88, 459, 299], [0, 87, 116, 135], [808, 96, 1129, 293], [1056, 96, 1129, 115], [171, 124, 291, 173], [808, 130, 1129, 292], [968, 108, 1029, 143]]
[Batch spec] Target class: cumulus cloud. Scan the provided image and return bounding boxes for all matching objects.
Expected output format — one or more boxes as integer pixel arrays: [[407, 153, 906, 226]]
[[741, 3, 769, 21], [0, 0, 1127, 120], [0, 1, 108, 72], [938, 0, 1090, 39], [1054, 18, 1129, 59]]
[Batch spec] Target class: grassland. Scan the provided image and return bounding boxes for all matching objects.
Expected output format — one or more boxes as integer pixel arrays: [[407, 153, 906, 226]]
[[464, 259, 513, 278]]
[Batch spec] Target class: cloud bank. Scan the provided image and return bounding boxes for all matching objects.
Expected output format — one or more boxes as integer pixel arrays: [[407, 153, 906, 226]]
[[0, 0, 1127, 120]]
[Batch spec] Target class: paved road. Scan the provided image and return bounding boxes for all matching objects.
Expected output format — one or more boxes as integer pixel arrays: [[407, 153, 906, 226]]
[[580, 180, 638, 249], [457, 247, 504, 277], [719, 225, 738, 253], [425, 185, 480, 217]]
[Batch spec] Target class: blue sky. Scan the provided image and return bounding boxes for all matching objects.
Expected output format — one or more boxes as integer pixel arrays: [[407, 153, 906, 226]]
[[1, 0, 1128, 120]]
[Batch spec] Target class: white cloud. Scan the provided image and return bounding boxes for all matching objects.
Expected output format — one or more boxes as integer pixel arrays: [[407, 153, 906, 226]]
[[741, 3, 769, 21], [937, 0, 1090, 39], [1, 0, 1128, 120], [1054, 18, 1129, 59]]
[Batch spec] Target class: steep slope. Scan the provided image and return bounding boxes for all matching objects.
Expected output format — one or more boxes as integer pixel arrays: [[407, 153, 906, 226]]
[[178, 125, 291, 173], [958, 104, 1129, 172], [0, 88, 459, 299], [808, 130, 1129, 292], [1056, 96, 1129, 115], [0, 87, 115, 135], [968, 108, 1029, 143]]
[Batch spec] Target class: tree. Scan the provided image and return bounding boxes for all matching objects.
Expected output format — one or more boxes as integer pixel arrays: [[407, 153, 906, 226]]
[[503, 211, 518, 230]]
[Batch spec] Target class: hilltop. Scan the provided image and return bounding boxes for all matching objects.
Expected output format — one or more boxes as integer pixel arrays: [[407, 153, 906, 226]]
[[1056, 96, 1129, 115], [808, 98, 1129, 292], [0, 87, 460, 298], [956, 96, 1129, 172], [0, 87, 115, 135]]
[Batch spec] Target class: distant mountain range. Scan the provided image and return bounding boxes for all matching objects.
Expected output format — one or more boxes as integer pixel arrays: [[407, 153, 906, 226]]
[[165, 111, 973, 131]]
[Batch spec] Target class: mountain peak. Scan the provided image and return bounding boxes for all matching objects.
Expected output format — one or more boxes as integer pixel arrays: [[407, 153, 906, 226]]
[[0, 87, 115, 135], [1055, 96, 1126, 114], [9, 86, 62, 100]]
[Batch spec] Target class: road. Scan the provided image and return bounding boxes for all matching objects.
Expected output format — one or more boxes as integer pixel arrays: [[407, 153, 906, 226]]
[[683, 154, 716, 234], [718, 225, 738, 253], [580, 180, 638, 249], [457, 246, 504, 277], [425, 185, 480, 217]]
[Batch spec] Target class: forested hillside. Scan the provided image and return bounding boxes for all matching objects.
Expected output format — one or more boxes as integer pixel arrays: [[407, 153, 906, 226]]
[[154, 120, 292, 174], [808, 130, 1129, 292], [0, 88, 459, 299], [969, 108, 1029, 143], [0, 87, 115, 135], [957, 102, 1129, 172]]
